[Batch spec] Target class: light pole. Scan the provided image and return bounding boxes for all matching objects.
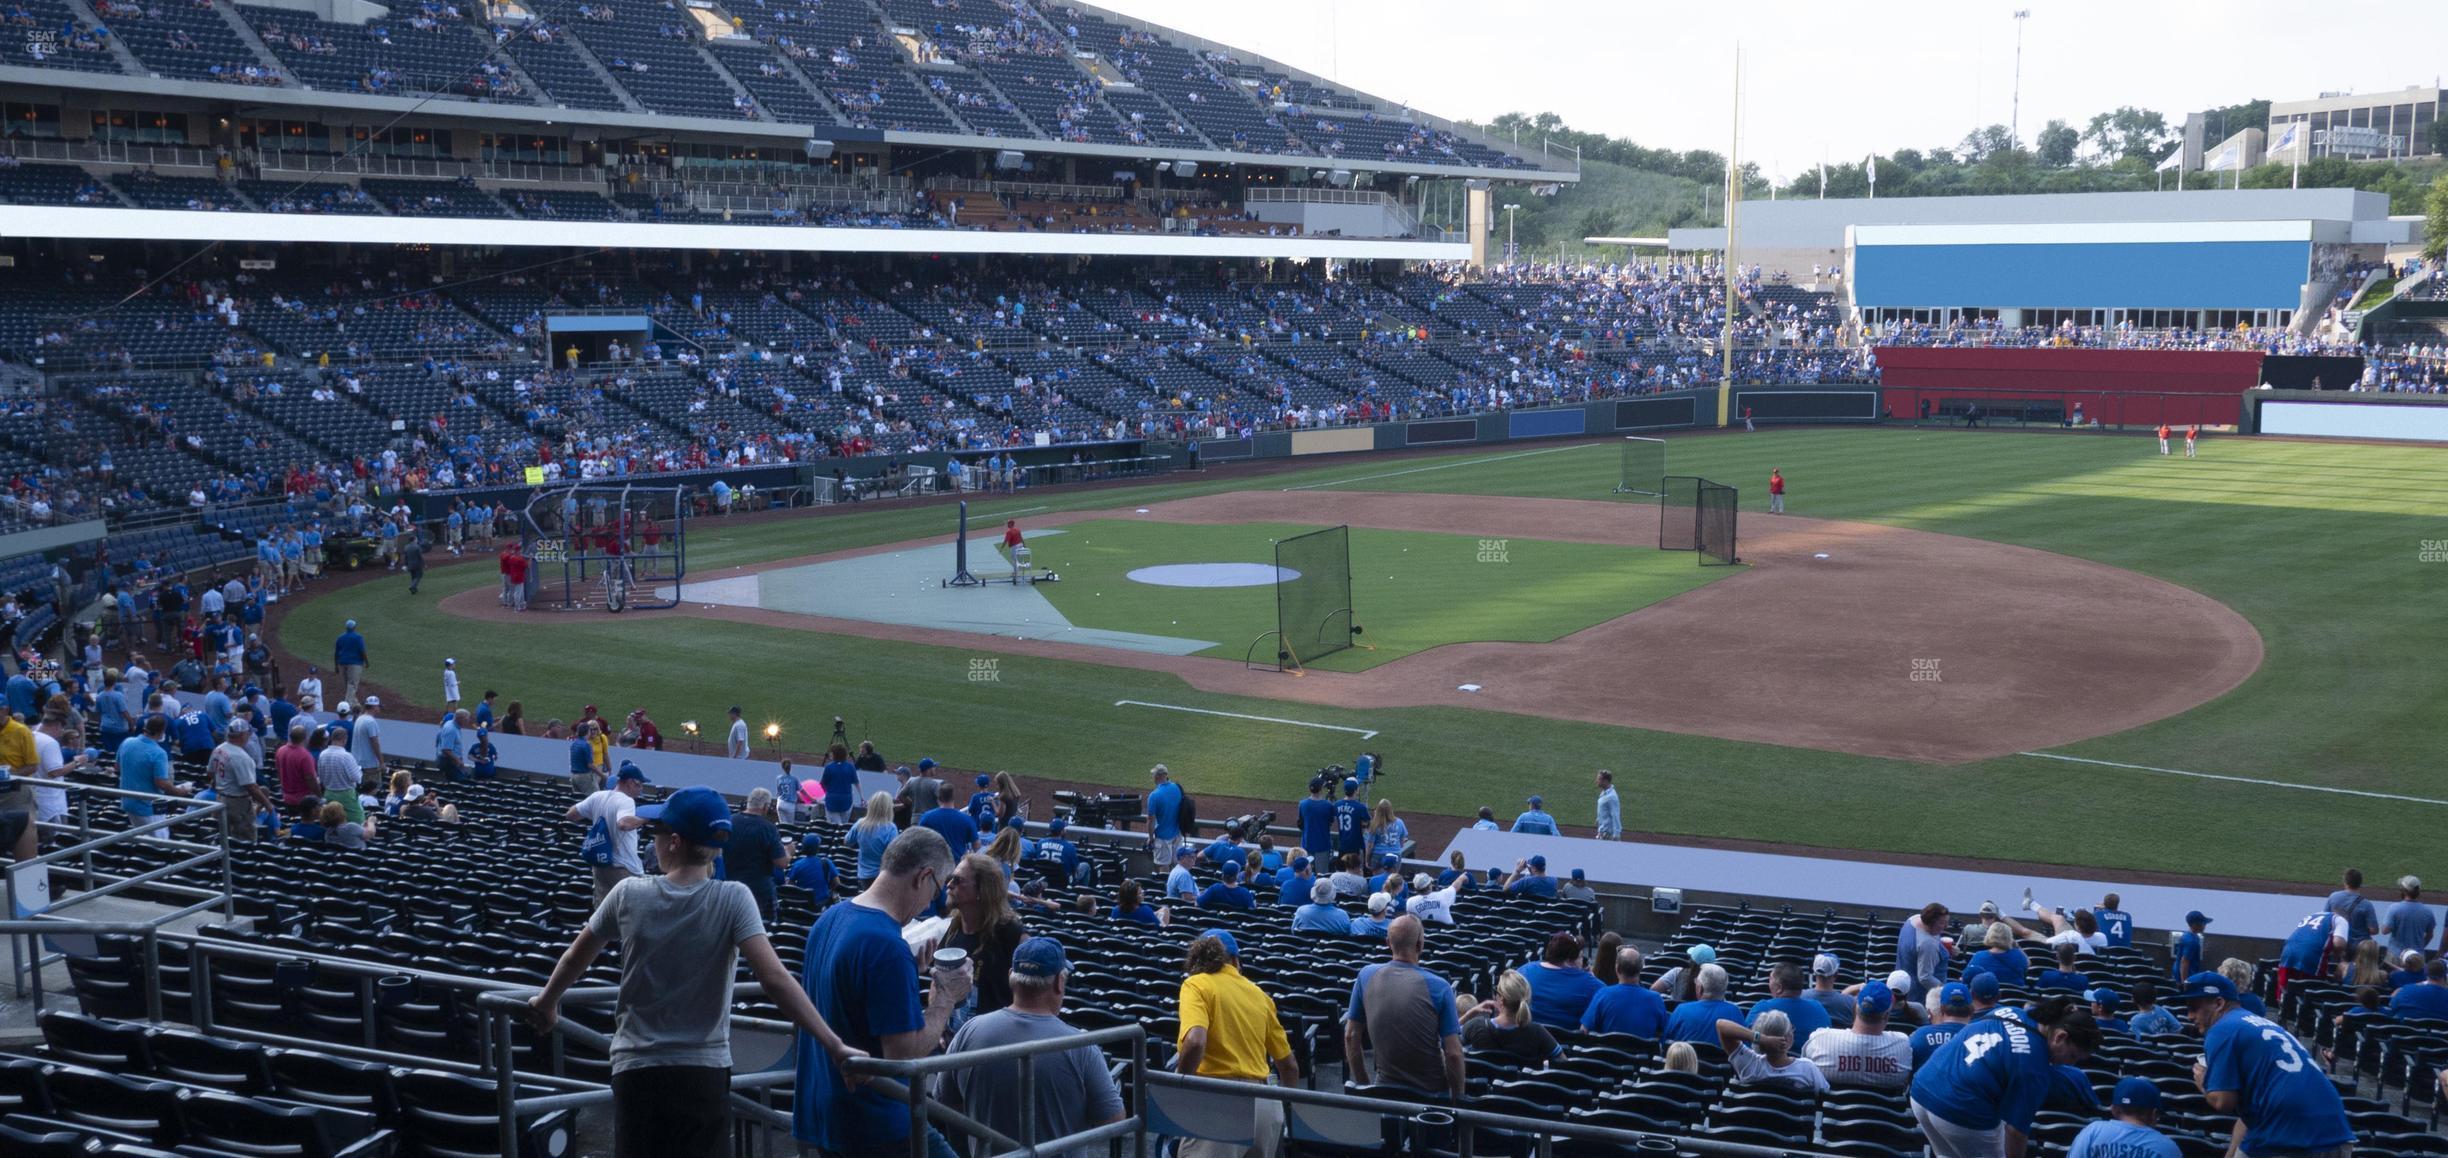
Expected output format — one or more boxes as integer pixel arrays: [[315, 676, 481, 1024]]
[[2010, 9, 2031, 146], [1502, 204, 1520, 265]]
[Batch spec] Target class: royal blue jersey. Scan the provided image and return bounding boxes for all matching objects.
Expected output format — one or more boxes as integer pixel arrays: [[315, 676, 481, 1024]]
[[2171, 930, 2203, 980], [1908, 1010, 2054, 1134], [2200, 1008, 2354, 1155], [2066, 1119, 2180, 1158], [2091, 908, 2133, 948], [2277, 913, 2344, 974], [1332, 799, 1369, 852], [1296, 797, 1335, 854], [172, 710, 216, 754], [1908, 1022, 1961, 1070]]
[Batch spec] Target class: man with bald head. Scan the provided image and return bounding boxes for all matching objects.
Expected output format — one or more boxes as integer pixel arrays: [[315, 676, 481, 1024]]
[[1342, 914, 1465, 1100]]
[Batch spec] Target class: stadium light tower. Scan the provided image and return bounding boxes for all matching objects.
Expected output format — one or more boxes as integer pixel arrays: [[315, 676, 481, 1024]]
[[2010, 10, 2031, 147]]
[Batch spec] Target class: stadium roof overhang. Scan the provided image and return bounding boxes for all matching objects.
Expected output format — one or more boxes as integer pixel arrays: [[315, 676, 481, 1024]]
[[0, 66, 1578, 185], [0, 204, 1470, 261]]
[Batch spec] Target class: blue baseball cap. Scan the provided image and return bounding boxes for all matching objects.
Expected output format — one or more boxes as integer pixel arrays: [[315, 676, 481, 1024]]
[[1687, 943, 1717, 964], [1174, 845, 1197, 860], [615, 761, 649, 784], [1011, 937, 1072, 979], [343, 619, 356, 630], [635, 786, 732, 846], [1381, 853, 1400, 867], [798, 832, 823, 851], [1570, 868, 1585, 881], [1528, 855, 1547, 869], [976, 774, 992, 787], [1856, 981, 1894, 1017], [1220, 860, 1241, 878], [1047, 818, 1067, 834], [1342, 777, 1359, 794], [1938, 982, 1972, 1011], [1527, 794, 1543, 808], [2111, 1076, 2162, 1111], [1969, 973, 2001, 1001], [917, 758, 936, 770], [1291, 856, 1311, 872], [2090, 987, 2123, 1010], [2185, 910, 2212, 927], [1201, 929, 1239, 957], [2175, 971, 2238, 1004]]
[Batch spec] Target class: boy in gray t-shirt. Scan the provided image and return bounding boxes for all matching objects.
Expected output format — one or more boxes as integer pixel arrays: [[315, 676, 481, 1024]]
[[528, 786, 862, 1158]]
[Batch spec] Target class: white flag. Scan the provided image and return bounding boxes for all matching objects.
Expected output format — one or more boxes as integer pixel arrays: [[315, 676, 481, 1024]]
[[2271, 123, 2301, 154], [1818, 161, 1826, 198], [1865, 154, 1877, 184], [2207, 142, 2241, 171], [2155, 148, 2183, 172]]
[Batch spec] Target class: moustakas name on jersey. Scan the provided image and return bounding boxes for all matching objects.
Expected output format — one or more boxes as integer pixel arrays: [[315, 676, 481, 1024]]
[[1908, 1009, 2052, 1135]]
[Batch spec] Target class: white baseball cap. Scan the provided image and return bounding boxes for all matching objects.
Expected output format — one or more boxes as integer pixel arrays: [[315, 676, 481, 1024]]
[[362, 695, 381, 707]]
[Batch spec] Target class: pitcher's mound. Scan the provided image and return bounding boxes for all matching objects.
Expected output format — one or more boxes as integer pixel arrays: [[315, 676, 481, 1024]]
[[1125, 563, 1300, 588]]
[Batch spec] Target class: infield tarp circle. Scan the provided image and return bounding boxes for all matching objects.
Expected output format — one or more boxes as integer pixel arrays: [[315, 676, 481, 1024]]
[[1126, 563, 1300, 588]]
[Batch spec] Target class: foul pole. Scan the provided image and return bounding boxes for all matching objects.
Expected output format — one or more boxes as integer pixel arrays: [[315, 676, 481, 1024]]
[[1717, 44, 1743, 428]]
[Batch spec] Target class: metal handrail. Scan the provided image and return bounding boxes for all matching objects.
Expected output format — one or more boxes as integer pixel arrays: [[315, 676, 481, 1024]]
[[4, 777, 233, 1005], [842, 1023, 1152, 1158]]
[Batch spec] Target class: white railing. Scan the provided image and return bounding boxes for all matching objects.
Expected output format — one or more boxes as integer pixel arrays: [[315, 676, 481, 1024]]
[[2, 139, 219, 170], [1245, 186, 1398, 208]]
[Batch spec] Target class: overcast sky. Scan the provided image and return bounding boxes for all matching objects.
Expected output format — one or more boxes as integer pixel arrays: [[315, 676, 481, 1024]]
[[1089, 0, 2447, 178]]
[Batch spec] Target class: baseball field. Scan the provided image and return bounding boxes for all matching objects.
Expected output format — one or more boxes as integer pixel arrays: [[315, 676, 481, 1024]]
[[277, 427, 2448, 887]]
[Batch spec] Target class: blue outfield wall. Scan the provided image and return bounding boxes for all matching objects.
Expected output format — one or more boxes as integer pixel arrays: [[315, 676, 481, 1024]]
[[1854, 240, 2312, 311]]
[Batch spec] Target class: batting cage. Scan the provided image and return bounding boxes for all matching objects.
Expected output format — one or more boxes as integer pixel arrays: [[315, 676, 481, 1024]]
[[520, 484, 689, 612], [1660, 476, 1739, 565], [1697, 480, 1739, 565], [1658, 476, 1701, 552], [1274, 525, 1357, 671], [1614, 436, 1666, 496]]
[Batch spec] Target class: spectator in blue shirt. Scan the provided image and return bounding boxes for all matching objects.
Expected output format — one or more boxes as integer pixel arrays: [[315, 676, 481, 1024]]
[[1961, 923, 2030, 987], [1521, 932, 1603, 1028], [1292, 879, 1352, 933], [2090, 893, 2134, 949], [2382, 876, 2438, 960], [1331, 778, 1370, 859], [332, 619, 368, 706], [2066, 1078, 2181, 1158], [2171, 910, 2210, 981], [785, 833, 838, 905], [1295, 773, 1335, 857], [2088, 988, 2130, 1035], [1348, 893, 1395, 940], [1509, 794, 1558, 835], [1582, 946, 1670, 1038], [1197, 862, 1255, 909], [2327, 868, 2379, 946], [1663, 964, 1745, 1044], [1201, 825, 1246, 868], [567, 732, 598, 793], [817, 745, 862, 824], [1275, 857, 1315, 906], [2390, 959, 2448, 1021], [2181, 971, 2355, 1157], [1469, 807, 1499, 831], [916, 782, 979, 860], [115, 716, 185, 818], [2109, 980, 2174, 1037], [1031, 818, 1082, 884], [1162, 844, 1199, 904], [1747, 963, 1834, 1050], [1909, 982, 1974, 1069], [2037, 943, 2090, 993], [3, 669, 36, 721], [1144, 765, 1182, 862], [1110, 880, 1161, 926], [1502, 855, 1558, 898]]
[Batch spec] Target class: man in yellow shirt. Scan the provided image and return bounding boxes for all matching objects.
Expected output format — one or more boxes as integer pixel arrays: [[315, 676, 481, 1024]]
[[0, 710, 39, 861], [1176, 929, 1297, 1158]]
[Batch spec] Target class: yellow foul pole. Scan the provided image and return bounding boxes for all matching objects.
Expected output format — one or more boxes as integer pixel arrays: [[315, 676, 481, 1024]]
[[1717, 45, 1742, 427]]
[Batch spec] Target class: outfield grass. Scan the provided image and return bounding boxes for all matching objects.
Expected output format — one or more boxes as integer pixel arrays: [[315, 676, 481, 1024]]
[[1022, 519, 1726, 670], [278, 428, 2448, 885]]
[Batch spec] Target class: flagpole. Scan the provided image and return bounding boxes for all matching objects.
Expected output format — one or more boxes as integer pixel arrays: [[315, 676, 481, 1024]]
[[1719, 43, 1742, 430]]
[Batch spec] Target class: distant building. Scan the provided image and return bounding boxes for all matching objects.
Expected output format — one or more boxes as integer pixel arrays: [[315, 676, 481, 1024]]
[[2267, 86, 2443, 161]]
